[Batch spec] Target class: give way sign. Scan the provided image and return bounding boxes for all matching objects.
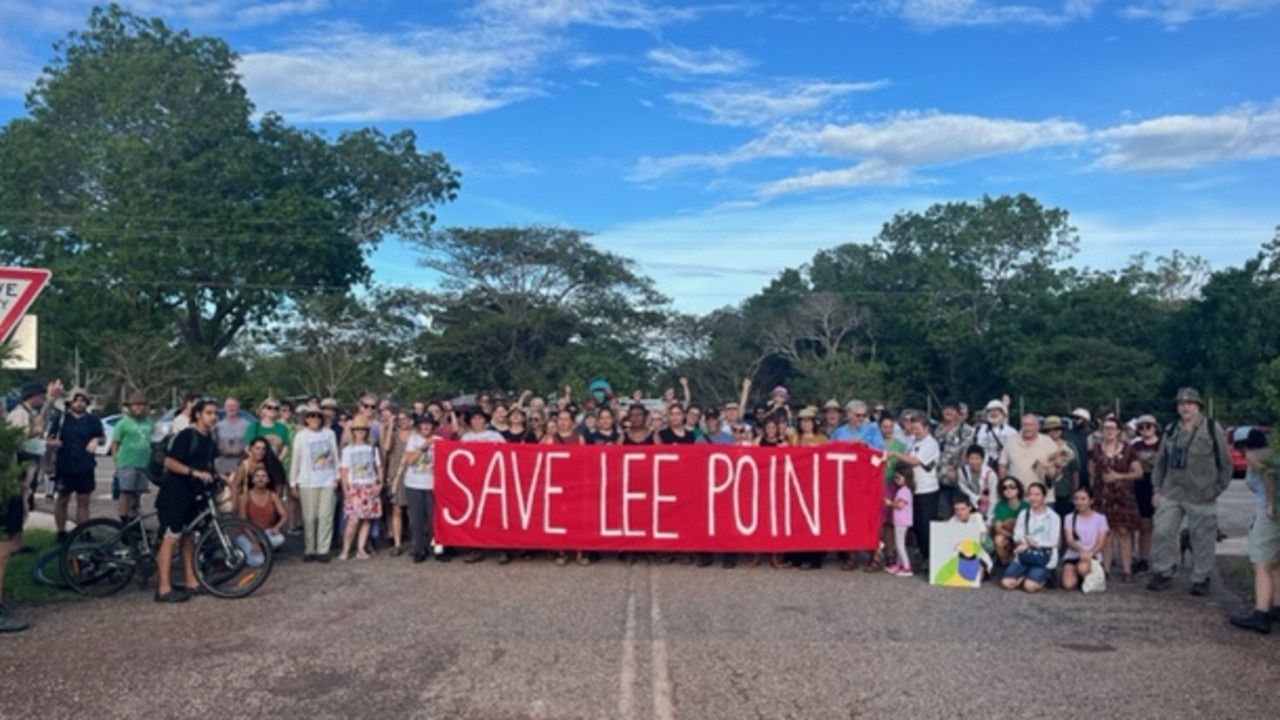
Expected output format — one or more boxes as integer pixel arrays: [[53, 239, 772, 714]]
[[0, 267, 52, 344]]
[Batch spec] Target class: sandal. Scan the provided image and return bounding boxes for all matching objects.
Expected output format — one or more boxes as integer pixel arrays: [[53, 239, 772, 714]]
[[841, 557, 859, 572], [864, 556, 883, 573], [770, 555, 792, 570], [746, 555, 761, 569], [390, 546, 405, 557]]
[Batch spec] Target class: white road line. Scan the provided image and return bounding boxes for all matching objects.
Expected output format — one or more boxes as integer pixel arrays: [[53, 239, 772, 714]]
[[618, 571, 638, 720], [649, 564, 675, 720]]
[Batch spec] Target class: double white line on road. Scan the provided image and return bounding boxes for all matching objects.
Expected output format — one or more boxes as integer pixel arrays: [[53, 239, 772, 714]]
[[619, 564, 675, 720]]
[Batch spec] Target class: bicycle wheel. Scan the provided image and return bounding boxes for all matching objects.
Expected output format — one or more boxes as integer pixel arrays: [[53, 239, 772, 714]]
[[31, 548, 70, 589], [194, 518, 273, 599], [60, 518, 136, 597]]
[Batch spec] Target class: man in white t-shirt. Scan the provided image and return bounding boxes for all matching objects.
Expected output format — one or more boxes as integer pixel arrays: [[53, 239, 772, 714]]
[[890, 409, 941, 569]]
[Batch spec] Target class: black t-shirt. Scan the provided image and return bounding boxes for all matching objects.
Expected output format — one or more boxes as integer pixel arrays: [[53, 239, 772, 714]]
[[501, 428, 539, 444], [657, 428, 696, 445], [165, 428, 217, 486], [584, 429, 620, 446], [622, 431, 654, 446], [51, 411, 105, 474]]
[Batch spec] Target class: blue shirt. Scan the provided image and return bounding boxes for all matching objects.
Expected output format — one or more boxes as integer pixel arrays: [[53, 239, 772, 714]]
[[828, 422, 885, 450], [1244, 456, 1278, 509]]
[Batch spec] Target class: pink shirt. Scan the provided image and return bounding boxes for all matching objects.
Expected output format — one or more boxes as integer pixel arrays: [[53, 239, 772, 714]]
[[892, 486, 913, 527]]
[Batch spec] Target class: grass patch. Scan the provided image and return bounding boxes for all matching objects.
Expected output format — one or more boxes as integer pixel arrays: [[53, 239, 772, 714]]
[[1217, 555, 1256, 602], [4, 529, 85, 606]]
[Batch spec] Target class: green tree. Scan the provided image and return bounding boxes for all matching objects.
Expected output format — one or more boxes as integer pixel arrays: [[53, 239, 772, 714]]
[[0, 5, 458, 367], [412, 226, 667, 393]]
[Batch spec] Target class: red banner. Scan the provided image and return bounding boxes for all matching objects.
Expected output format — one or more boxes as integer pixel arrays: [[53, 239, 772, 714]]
[[432, 441, 885, 552]]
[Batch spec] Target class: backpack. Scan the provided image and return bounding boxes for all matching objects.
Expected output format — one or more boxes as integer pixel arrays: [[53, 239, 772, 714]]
[[146, 435, 176, 487]]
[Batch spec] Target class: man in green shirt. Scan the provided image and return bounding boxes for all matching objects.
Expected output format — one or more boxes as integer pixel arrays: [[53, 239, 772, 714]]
[[110, 392, 155, 525]]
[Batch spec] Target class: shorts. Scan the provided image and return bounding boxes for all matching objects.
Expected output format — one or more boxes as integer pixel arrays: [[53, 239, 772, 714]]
[[1004, 558, 1053, 585], [115, 467, 151, 494], [156, 479, 201, 537], [1247, 506, 1280, 565], [3, 494, 25, 538], [55, 470, 95, 496], [1134, 477, 1155, 519]]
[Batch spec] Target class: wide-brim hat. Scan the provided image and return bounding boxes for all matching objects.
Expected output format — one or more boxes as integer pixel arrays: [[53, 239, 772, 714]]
[[1175, 387, 1205, 406], [797, 406, 819, 419], [300, 403, 324, 418], [350, 415, 372, 430], [1070, 407, 1092, 423], [320, 397, 340, 410], [1135, 414, 1158, 427], [1043, 415, 1064, 430], [124, 391, 148, 406], [822, 399, 842, 411], [18, 381, 45, 400], [69, 387, 91, 402], [984, 399, 1006, 414]]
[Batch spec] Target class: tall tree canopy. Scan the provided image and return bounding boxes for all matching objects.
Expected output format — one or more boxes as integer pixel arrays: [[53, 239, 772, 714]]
[[0, 5, 459, 368]]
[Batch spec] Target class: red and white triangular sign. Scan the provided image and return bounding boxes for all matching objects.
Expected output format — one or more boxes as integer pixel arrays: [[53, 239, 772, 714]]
[[0, 267, 52, 344]]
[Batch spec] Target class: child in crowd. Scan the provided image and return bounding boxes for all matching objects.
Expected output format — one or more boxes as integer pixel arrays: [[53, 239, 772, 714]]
[[886, 469, 914, 577], [338, 416, 383, 561], [237, 467, 287, 551], [989, 477, 1028, 566], [948, 495, 993, 577], [958, 444, 997, 516], [1061, 486, 1110, 591]]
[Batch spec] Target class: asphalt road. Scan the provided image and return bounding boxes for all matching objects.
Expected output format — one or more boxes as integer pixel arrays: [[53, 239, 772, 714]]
[[4, 465, 1277, 719]]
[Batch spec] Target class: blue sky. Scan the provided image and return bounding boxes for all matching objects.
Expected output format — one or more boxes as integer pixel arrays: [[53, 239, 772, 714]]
[[1, 0, 1278, 313]]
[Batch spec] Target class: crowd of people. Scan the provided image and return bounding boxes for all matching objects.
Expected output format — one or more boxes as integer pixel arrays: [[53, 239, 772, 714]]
[[2, 378, 1277, 638]]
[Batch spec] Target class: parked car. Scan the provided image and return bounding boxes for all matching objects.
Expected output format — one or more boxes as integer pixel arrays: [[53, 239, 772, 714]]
[[94, 414, 123, 456], [1227, 425, 1271, 478]]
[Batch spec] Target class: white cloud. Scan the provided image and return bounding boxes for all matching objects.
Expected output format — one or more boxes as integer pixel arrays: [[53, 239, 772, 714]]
[[470, 0, 700, 30], [862, 0, 1100, 28], [1093, 102, 1280, 171], [633, 112, 1088, 193], [0, 1, 328, 29], [668, 80, 888, 126], [239, 25, 546, 121], [1120, 0, 1280, 25], [758, 161, 912, 196], [646, 45, 753, 77]]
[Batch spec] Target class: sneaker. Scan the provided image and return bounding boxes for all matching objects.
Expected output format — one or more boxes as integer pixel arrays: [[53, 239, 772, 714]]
[[1190, 579, 1211, 597], [0, 606, 29, 633], [1147, 573, 1173, 591], [894, 566, 915, 577], [1229, 610, 1272, 635], [884, 563, 901, 574]]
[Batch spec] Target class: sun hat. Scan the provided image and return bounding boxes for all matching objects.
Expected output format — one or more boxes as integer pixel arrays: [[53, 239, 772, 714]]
[[1175, 387, 1205, 406], [1135, 414, 1158, 427], [300, 403, 324, 418], [320, 397, 340, 410], [1070, 407, 1092, 423], [797, 406, 819, 419], [984, 399, 1006, 414], [822, 399, 841, 411], [1043, 415, 1064, 430], [350, 414, 372, 430]]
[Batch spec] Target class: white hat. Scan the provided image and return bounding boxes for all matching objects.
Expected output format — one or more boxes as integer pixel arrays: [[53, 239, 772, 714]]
[[1070, 407, 1091, 423], [983, 399, 1006, 413]]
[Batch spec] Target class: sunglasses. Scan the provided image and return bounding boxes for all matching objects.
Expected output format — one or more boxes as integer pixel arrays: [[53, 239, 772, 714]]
[[1001, 484, 1018, 491], [264, 405, 280, 411], [361, 403, 376, 409], [851, 412, 867, 418]]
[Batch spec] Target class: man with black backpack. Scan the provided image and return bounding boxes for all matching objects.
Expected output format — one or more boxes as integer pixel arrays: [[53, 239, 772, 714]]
[[1148, 387, 1232, 596]]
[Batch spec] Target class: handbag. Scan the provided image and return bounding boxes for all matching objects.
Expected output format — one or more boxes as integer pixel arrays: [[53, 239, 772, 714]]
[[1082, 557, 1107, 594], [1017, 547, 1052, 568]]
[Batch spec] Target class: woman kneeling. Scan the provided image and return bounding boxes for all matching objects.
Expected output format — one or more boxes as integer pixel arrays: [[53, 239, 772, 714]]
[[1001, 483, 1061, 594], [1060, 487, 1110, 592]]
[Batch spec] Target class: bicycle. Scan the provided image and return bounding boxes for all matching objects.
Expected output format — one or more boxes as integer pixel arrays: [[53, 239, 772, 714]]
[[59, 480, 274, 599]]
